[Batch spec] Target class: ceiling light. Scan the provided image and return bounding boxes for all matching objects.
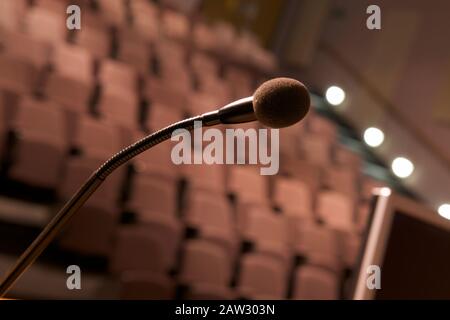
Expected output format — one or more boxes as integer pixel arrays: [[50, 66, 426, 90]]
[[391, 157, 414, 178], [325, 86, 345, 106]]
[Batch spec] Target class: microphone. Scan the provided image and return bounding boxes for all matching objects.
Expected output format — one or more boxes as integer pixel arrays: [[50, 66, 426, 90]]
[[204, 77, 310, 127], [0, 77, 310, 297]]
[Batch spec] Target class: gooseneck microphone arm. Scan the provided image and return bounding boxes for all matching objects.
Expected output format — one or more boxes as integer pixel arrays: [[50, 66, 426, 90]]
[[0, 110, 224, 297], [0, 77, 311, 297]]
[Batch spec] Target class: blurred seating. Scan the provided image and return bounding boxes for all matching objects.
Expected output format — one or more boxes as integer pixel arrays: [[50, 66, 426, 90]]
[[238, 205, 290, 262], [292, 265, 339, 300], [73, 22, 111, 59], [184, 191, 237, 255], [0, 0, 383, 300], [181, 162, 226, 194], [0, 29, 51, 68], [111, 225, 170, 274], [316, 190, 355, 231], [116, 29, 152, 73], [227, 166, 269, 206], [8, 97, 67, 189], [293, 222, 341, 271], [179, 239, 233, 297], [161, 9, 190, 42], [0, 0, 27, 31], [44, 44, 94, 113], [58, 116, 124, 257], [119, 270, 175, 299], [24, 5, 66, 44], [129, 0, 160, 42], [237, 253, 287, 299]]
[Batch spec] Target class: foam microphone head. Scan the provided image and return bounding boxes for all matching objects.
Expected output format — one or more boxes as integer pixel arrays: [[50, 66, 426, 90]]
[[253, 77, 310, 128]]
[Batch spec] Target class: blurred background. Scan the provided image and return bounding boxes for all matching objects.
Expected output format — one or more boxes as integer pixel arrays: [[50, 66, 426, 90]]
[[0, 0, 449, 299]]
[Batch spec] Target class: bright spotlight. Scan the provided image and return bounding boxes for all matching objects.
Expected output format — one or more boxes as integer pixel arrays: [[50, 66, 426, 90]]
[[364, 127, 384, 148], [391, 157, 414, 178], [325, 86, 345, 106], [438, 204, 450, 220]]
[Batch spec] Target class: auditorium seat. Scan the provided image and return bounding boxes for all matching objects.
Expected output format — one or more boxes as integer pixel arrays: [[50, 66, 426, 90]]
[[8, 97, 67, 189], [117, 29, 153, 73], [251, 47, 278, 74], [144, 76, 187, 111], [58, 116, 125, 257], [186, 91, 222, 115], [185, 283, 234, 300], [97, 0, 127, 27], [280, 158, 322, 193], [237, 253, 287, 299], [59, 116, 124, 202], [293, 222, 341, 271], [126, 175, 182, 270], [339, 231, 362, 268], [0, 0, 27, 31], [227, 166, 269, 206], [307, 113, 337, 143], [147, 102, 184, 130], [97, 85, 139, 128], [184, 191, 237, 255], [99, 59, 138, 92], [73, 23, 111, 59], [0, 53, 39, 95], [322, 166, 359, 198], [238, 205, 290, 262], [273, 176, 313, 219], [181, 161, 227, 194], [155, 41, 192, 94], [24, 5, 66, 44], [292, 265, 339, 300], [299, 132, 333, 167], [356, 201, 371, 232], [0, 29, 51, 68], [334, 145, 362, 170], [44, 44, 94, 113], [129, 0, 160, 41], [127, 175, 177, 218], [316, 190, 355, 231], [190, 52, 219, 80], [110, 225, 170, 274], [132, 130, 179, 180], [58, 198, 119, 257], [279, 121, 306, 159], [119, 270, 175, 299], [192, 22, 220, 54], [179, 239, 232, 287], [225, 66, 254, 99], [161, 9, 190, 42]]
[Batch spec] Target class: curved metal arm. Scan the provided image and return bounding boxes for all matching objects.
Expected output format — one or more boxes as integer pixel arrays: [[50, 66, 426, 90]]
[[0, 114, 212, 297]]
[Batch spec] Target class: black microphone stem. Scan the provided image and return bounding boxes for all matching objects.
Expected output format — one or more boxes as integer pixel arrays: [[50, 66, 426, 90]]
[[0, 113, 220, 297]]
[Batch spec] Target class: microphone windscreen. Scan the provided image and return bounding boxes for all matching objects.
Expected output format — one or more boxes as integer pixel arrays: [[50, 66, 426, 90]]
[[253, 77, 310, 128]]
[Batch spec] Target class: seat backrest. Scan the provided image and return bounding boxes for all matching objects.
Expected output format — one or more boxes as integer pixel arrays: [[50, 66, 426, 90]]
[[293, 265, 339, 300], [185, 191, 234, 231], [316, 190, 354, 231], [15, 97, 65, 145], [180, 240, 231, 286], [238, 254, 286, 298], [274, 176, 312, 218], [53, 44, 94, 83], [74, 115, 121, 159], [227, 166, 268, 205], [239, 206, 289, 249]]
